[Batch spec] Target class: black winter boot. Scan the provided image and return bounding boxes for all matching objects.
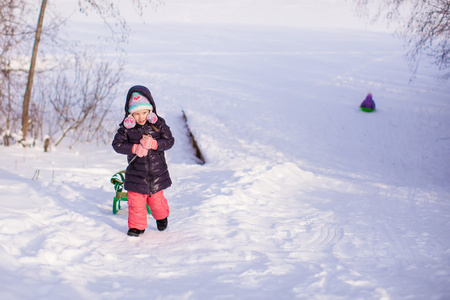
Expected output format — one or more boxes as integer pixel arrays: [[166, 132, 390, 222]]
[[127, 228, 145, 237], [156, 218, 168, 231]]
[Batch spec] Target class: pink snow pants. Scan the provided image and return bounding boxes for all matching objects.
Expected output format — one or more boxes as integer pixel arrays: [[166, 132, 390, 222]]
[[127, 190, 170, 230]]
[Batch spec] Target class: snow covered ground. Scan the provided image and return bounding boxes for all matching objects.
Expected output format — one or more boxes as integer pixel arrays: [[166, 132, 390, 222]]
[[1, 1, 450, 299]]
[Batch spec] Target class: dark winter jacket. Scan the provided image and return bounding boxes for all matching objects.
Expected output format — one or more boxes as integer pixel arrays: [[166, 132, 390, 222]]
[[112, 85, 175, 195]]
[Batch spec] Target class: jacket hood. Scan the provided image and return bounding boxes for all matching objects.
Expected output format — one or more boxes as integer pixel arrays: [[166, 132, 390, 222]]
[[124, 85, 157, 116]]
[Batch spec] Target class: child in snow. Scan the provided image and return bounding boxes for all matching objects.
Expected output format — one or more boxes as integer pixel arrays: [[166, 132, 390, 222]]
[[360, 92, 376, 112], [112, 85, 175, 237]]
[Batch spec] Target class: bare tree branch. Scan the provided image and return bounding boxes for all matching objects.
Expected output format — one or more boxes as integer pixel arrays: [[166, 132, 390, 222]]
[[48, 54, 123, 147], [353, 0, 450, 79]]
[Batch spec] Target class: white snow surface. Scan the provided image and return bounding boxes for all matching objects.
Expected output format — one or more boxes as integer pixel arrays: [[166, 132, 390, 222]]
[[1, 1, 450, 299]]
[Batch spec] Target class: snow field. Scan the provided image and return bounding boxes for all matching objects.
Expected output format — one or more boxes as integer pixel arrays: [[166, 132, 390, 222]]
[[0, 17, 449, 300]]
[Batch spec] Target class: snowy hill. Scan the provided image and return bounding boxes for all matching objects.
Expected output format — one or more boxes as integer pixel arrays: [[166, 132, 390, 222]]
[[1, 1, 450, 299]]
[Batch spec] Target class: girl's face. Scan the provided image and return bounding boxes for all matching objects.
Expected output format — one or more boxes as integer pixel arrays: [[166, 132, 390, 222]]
[[132, 109, 150, 125]]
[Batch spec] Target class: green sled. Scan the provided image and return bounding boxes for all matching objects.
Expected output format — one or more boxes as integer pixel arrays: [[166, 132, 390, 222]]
[[110, 170, 151, 215]]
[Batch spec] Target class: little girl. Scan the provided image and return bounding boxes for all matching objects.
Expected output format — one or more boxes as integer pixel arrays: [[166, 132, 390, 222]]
[[112, 85, 175, 237]]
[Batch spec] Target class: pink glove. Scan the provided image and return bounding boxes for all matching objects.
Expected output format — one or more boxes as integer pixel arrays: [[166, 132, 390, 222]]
[[140, 136, 158, 150], [132, 144, 148, 157]]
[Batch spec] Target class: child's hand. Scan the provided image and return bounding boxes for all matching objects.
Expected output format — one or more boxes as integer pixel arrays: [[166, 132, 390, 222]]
[[133, 144, 149, 157], [140, 135, 158, 150]]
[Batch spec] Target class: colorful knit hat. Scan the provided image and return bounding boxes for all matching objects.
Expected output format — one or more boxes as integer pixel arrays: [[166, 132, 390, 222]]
[[128, 92, 153, 114], [123, 92, 158, 128]]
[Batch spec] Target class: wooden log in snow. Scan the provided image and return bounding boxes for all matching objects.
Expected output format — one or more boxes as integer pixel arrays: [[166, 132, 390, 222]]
[[182, 110, 206, 165]]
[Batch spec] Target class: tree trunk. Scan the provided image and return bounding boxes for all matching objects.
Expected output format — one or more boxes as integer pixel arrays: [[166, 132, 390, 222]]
[[22, 0, 47, 143]]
